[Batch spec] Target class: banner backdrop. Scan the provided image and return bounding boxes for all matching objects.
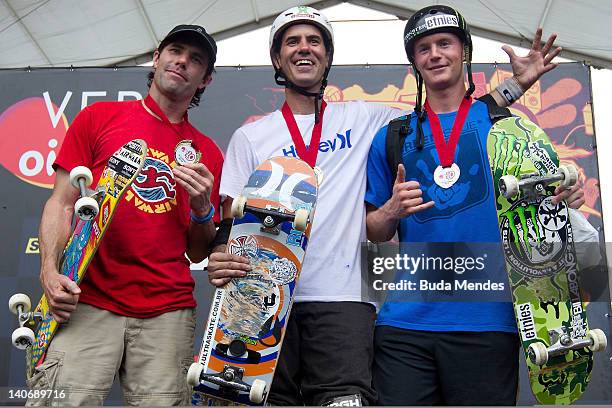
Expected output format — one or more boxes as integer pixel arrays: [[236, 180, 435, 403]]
[[1, 63, 609, 404]]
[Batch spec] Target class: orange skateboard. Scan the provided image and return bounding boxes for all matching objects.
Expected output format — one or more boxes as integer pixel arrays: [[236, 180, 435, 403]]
[[187, 156, 318, 405]]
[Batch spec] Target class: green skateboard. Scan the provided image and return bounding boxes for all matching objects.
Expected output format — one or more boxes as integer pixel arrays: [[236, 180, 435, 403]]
[[487, 116, 607, 404]]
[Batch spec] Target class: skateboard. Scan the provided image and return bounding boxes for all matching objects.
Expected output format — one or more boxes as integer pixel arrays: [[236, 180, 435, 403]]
[[8, 139, 147, 379], [487, 117, 607, 404], [187, 156, 318, 405]]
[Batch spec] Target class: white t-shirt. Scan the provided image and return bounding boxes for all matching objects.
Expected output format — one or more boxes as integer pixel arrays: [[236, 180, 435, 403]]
[[220, 101, 401, 302]]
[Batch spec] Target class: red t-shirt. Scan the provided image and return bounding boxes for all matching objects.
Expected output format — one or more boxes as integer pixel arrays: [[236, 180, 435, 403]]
[[53, 96, 223, 318]]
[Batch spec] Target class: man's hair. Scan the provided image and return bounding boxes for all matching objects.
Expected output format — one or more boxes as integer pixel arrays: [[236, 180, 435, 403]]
[[146, 36, 215, 109]]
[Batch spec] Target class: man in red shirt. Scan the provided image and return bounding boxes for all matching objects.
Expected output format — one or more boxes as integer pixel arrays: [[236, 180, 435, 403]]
[[29, 25, 224, 405]]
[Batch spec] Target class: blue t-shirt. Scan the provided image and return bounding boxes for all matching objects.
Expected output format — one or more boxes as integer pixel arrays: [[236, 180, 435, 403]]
[[365, 100, 516, 333]]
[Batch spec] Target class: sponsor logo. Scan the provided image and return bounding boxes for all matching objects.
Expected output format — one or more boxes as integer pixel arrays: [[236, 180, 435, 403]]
[[199, 289, 224, 369], [228, 235, 259, 259], [0, 98, 66, 188], [425, 14, 458, 30], [126, 152, 178, 214], [324, 394, 363, 407], [269, 257, 297, 285], [516, 303, 536, 341], [500, 199, 567, 277], [405, 14, 458, 42], [0, 92, 142, 189], [26, 238, 40, 254], [99, 199, 111, 228], [282, 130, 352, 157], [263, 293, 277, 308]]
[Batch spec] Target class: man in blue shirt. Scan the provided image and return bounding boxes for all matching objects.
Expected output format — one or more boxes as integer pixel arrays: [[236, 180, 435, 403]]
[[365, 4, 588, 405]]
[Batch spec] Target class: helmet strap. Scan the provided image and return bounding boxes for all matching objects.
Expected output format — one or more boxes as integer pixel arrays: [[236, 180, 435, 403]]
[[274, 67, 329, 124], [465, 61, 475, 98], [414, 71, 426, 151]]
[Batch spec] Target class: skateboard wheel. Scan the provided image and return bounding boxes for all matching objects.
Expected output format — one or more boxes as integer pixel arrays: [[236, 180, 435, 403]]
[[186, 362, 204, 387], [69, 166, 93, 189], [293, 208, 309, 232], [8, 293, 31, 315], [528, 342, 548, 366], [12, 327, 35, 350], [249, 379, 267, 404], [500, 175, 519, 199], [75, 196, 99, 221], [231, 195, 247, 219], [588, 328, 607, 352], [559, 164, 578, 188]]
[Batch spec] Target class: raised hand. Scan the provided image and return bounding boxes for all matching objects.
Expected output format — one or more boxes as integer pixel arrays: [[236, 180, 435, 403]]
[[503, 27, 562, 91]]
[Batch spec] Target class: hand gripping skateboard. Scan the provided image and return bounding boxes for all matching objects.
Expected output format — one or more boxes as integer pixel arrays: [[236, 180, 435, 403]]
[[487, 117, 607, 404], [8, 139, 147, 379], [187, 156, 318, 405]]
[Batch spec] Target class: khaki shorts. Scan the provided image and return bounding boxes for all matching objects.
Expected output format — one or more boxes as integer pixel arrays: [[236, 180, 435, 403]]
[[27, 303, 195, 406]]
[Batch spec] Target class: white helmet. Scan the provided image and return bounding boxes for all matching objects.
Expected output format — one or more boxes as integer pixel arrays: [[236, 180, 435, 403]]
[[269, 5, 334, 63], [269, 6, 334, 123]]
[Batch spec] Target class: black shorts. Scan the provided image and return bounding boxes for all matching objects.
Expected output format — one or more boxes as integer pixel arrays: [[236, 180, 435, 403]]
[[267, 301, 377, 406], [373, 325, 520, 405]]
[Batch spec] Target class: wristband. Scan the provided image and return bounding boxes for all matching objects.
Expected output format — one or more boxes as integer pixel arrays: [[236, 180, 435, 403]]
[[190, 207, 215, 224], [496, 77, 524, 104], [212, 218, 233, 247]]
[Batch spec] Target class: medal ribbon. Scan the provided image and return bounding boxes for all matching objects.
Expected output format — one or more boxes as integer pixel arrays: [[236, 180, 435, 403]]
[[142, 95, 200, 154], [425, 96, 472, 167], [281, 100, 327, 168]]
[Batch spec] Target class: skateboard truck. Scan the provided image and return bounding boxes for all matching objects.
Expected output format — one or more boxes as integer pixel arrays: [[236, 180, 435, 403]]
[[214, 340, 261, 364], [528, 326, 608, 366], [69, 166, 102, 221], [231, 195, 310, 233], [8, 294, 42, 350], [500, 165, 578, 200], [187, 363, 268, 403]]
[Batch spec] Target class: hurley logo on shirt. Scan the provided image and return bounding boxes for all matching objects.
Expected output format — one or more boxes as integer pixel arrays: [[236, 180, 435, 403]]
[[124, 147, 178, 214], [282, 130, 352, 157]]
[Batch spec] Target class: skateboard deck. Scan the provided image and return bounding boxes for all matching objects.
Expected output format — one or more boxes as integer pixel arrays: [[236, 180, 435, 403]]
[[188, 156, 318, 405], [487, 117, 606, 404], [9, 139, 147, 380]]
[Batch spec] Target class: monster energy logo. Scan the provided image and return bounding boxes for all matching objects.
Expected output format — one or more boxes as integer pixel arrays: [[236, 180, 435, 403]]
[[492, 127, 529, 180], [502, 203, 540, 254], [501, 200, 565, 278]]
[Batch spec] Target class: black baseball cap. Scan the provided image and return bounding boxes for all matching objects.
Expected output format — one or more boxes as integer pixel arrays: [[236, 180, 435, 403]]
[[158, 24, 217, 65]]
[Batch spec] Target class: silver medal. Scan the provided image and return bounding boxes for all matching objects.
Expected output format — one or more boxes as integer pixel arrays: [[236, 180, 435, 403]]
[[434, 163, 460, 188]]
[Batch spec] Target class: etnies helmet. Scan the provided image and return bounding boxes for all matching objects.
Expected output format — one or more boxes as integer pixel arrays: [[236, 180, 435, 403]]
[[403, 5, 472, 66], [403, 5, 475, 150]]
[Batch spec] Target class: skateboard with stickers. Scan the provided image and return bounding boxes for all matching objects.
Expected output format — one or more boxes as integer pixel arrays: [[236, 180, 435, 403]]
[[8, 139, 147, 380], [487, 117, 607, 404], [187, 156, 318, 405]]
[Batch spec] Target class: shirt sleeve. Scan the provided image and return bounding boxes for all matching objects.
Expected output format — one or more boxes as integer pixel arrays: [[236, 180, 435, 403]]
[[365, 102, 404, 136], [219, 127, 260, 200], [53, 105, 96, 172], [365, 124, 394, 209], [569, 208, 601, 269]]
